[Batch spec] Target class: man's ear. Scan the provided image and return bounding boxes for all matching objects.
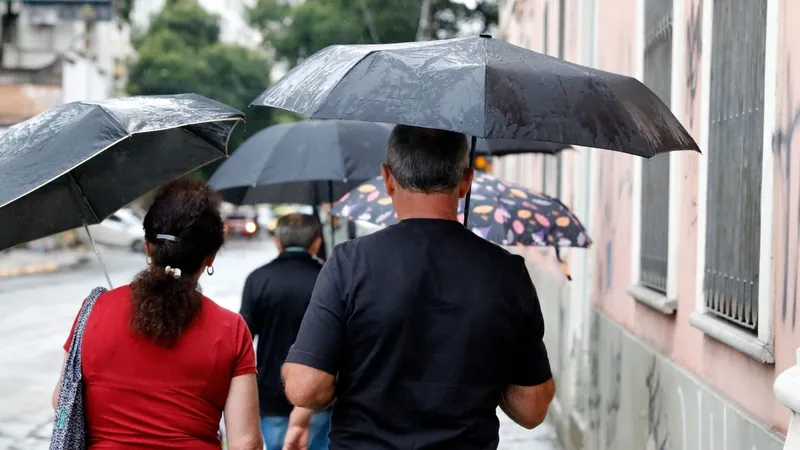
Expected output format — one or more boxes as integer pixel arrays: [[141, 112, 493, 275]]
[[381, 163, 396, 196], [308, 236, 323, 256], [272, 235, 283, 253], [457, 168, 475, 198]]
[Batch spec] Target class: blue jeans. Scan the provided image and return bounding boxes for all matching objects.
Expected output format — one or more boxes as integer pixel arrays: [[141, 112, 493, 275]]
[[260, 411, 331, 450]]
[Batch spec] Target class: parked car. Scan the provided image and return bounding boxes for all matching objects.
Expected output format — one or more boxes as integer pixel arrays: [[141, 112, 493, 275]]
[[83, 208, 145, 252], [225, 213, 259, 239]]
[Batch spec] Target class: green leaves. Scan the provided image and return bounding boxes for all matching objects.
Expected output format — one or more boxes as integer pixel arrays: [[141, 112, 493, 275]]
[[125, 0, 274, 176], [126, 0, 270, 109], [248, 0, 498, 66]]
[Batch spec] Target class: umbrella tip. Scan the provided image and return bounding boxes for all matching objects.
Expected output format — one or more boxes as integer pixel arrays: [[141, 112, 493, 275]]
[[479, 33, 492, 39]]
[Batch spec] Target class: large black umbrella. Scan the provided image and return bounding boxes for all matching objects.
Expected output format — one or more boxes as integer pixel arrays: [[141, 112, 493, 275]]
[[0, 93, 244, 285], [208, 120, 391, 249], [252, 35, 699, 158]]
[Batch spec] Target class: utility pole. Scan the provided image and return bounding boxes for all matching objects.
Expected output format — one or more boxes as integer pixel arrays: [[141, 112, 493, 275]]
[[416, 0, 434, 41]]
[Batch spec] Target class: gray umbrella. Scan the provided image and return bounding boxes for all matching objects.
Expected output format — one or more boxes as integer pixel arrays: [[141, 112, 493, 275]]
[[0, 93, 244, 285], [252, 35, 699, 158], [209, 120, 391, 206], [209, 120, 390, 249]]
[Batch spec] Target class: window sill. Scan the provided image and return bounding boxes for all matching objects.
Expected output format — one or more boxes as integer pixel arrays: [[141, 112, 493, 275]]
[[627, 284, 677, 315], [774, 349, 800, 413], [689, 312, 775, 364]]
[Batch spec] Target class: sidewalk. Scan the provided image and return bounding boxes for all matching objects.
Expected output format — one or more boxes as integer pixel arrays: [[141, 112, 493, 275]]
[[10, 411, 564, 450], [0, 249, 90, 278]]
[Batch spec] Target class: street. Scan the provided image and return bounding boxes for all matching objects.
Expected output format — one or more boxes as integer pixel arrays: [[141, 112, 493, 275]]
[[0, 238, 560, 450]]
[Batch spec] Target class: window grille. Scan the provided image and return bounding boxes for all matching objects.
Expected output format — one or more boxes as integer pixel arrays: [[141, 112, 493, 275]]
[[703, 0, 767, 331], [639, 0, 673, 293]]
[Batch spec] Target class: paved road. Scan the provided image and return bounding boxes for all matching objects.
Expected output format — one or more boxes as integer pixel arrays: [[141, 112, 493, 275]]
[[0, 238, 560, 449]]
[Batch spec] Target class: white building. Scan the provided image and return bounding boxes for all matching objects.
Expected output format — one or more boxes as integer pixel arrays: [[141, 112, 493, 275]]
[[0, 0, 129, 109]]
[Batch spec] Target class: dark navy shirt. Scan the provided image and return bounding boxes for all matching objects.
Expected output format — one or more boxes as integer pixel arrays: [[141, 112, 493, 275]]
[[240, 250, 323, 416], [286, 218, 552, 450]]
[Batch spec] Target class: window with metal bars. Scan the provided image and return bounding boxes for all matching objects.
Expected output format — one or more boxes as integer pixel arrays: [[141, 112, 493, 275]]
[[639, 0, 673, 294], [703, 0, 767, 332]]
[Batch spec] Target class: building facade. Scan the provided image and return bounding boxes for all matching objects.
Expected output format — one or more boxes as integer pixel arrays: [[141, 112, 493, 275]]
[[497, 0, 799, 448]]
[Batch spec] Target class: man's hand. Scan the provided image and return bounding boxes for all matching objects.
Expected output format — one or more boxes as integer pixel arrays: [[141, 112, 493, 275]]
[[283, 407, 314, 450], [283, 425, 309, 450]]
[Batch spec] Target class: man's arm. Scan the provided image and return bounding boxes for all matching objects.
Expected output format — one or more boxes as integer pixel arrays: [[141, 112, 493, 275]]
[[282, 247, 347, 409], [501, 379, 556, 429], [502, 256, 556, 429]]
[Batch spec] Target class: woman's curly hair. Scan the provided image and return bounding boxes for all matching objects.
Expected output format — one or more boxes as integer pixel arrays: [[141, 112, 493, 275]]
[[130, 179, 225, 347]]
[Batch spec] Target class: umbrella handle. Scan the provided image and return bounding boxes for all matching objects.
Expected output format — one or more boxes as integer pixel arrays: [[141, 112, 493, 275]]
[[462, 136, 478, 227], [65, 174, 113, 289], [554, 245, 572, 282], [81, 219, 114, 289]]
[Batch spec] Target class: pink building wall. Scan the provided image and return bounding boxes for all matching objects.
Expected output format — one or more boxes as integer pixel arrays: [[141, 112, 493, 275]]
[[499, 0, 800, 441]]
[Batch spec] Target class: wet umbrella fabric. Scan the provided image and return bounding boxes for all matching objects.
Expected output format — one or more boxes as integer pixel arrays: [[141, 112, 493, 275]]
[[331, 173, 591, 248], [208, 120, 391, 205], [475, 139, 570, 156], [0, 94, 244, 253], [253, 36, 699, 158]]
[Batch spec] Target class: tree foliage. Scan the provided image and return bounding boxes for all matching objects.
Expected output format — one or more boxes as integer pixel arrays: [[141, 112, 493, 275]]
[[248, 0, 498, 66], [126, 0, 274, 175]]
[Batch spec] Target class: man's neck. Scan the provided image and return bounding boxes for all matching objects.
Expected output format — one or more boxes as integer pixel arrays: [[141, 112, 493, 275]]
[[392, 191, 460, 222]]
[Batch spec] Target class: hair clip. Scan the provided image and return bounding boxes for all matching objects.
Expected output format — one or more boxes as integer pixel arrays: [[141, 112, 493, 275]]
[[156, 234, 179, 242], [164, 266, 182, 279]]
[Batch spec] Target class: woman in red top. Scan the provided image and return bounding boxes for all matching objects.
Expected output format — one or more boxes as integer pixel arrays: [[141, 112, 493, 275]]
[[52, 180, 263, 450]]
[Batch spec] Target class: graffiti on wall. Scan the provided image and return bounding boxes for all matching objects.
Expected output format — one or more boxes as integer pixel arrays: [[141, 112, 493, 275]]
[[604, 344, 622, 447], [645, 357, 670, 450], [587, 312, 602, 436], [685, 0, 703, 128], [576, 311, 785, 450], [773, 58, 800, 329]]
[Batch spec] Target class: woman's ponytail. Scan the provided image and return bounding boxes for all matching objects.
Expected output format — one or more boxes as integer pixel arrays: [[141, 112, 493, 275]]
[[129, 180, 225, 347]]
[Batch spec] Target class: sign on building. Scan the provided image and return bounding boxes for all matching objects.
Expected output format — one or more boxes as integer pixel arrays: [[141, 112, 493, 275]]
[[21, 0, 113, 22]]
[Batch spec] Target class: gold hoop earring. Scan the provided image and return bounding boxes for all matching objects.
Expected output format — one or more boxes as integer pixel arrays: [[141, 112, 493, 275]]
[[206, 266, 214, 276]]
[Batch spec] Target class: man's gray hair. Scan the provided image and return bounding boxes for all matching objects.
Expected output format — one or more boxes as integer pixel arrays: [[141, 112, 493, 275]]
[[275, 213, 322, 250], [386, 125, 470, 193]]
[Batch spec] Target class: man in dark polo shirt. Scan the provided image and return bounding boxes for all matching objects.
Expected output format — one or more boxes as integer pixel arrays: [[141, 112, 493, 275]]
[[281, 125, 555, 450], [239, 213, 330, 450]]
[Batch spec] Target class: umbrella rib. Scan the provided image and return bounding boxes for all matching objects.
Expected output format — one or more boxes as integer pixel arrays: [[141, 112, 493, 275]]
[[483, 38, 489, 138], [67, 172, 101, 223]]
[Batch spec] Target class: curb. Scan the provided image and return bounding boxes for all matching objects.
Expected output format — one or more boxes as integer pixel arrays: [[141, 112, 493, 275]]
[[0, 255, 91, 278]]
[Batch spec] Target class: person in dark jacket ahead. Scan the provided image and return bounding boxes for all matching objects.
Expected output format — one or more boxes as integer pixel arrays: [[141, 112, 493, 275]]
[[281, 125, 556, 450], [239, 213, 331, 450]]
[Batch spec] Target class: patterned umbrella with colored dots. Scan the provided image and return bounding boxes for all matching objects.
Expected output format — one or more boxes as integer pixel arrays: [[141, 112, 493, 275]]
[[331, 173, 591, 249]]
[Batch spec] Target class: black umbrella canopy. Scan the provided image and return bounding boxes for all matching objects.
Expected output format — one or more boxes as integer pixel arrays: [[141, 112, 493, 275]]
[[253, 36, 699, 158], [475, 138, 571, 156], [208, 120, 391, 205], [0, 94, 244, 252]]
